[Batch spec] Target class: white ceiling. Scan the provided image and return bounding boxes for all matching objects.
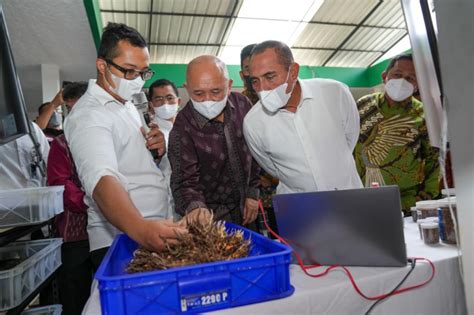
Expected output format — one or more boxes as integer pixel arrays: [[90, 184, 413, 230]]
[[2, 0, 97, 113]]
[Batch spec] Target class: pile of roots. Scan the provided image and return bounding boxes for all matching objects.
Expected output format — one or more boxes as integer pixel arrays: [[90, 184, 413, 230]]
[[126, 219, 251, 273]]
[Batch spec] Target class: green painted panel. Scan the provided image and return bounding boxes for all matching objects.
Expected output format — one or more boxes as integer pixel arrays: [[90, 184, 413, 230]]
[[83, 0, 103, 51], [145, 64, 371, 88], [366, 59, 390, 87]]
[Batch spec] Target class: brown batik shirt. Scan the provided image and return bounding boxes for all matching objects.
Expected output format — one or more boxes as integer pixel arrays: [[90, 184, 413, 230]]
[[168, 92, 260, 224]]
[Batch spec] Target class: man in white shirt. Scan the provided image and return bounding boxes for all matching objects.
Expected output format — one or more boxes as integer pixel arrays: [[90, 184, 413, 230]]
[[243, 40, 362, 194], [148, 78, 181, 218], [0, 122, 49, 189], [64, 23, 185, 269]]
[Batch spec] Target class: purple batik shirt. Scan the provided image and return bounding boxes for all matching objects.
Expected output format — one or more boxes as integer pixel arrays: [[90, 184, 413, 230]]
[[168, 92, 260, 223]]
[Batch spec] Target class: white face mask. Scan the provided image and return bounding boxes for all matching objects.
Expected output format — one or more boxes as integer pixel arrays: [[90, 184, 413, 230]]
[[191, 96, 228, 120], [258, 68, 294, 113], [384, 78, 414, 102], [153, 104, 178, 120], [109, 71, 145, 101]]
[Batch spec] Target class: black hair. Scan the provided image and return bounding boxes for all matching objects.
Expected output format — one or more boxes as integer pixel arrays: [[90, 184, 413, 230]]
[[251, 40, 294, 69], [385, 53, 413, 73], [240, 44, 257, 68], [97, 22, 147, 60], [148, 79, 179, 100], [63, 81, 88, 101], [38, 102, 50, 115]]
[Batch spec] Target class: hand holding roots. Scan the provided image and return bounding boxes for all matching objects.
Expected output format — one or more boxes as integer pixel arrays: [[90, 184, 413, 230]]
[[127, 214, 251, 273]]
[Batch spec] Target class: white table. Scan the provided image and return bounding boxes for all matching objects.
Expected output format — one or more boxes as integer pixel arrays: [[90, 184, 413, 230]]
[[83, 218, 467, 314]]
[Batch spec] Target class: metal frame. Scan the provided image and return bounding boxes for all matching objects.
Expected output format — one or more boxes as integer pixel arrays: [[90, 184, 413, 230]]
[[322, 0, 384, 66], [99, 0, 408, 67]]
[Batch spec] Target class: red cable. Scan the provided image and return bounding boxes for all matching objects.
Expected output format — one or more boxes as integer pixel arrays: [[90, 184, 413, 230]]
[[258, 200, 435, 301]]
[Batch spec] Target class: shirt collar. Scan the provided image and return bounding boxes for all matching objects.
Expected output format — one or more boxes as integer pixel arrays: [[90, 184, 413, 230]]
[[298, 79, 314, 102], [87, 79, 120, 106], [191, 97, 235, 129]]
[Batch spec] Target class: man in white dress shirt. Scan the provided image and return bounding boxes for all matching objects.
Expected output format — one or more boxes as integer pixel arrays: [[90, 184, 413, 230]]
[[243, 40, 362, 194], [64, 23, 186, 270], [148, 78, 181, 218]]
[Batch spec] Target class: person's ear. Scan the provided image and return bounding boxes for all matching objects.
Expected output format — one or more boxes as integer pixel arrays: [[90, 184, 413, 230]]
[[177, 97, 182, 106], [290, 62, 300, 81], [382, 71, 387, 83], [227, 79, 233, 95], [239, 70, 245, 81], [96, 58, 107, 76]]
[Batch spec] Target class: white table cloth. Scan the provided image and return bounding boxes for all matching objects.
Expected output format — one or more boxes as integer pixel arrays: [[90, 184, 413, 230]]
[[83, 218, 466, 314]]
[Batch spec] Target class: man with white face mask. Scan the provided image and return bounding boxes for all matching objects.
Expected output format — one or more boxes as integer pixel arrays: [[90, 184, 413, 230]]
[[168, 55, 261, 227], [148, 78, 181, 217], [64, 23, 186, 270], [354, 54, 440, 213], [243, 40, 362, 194]]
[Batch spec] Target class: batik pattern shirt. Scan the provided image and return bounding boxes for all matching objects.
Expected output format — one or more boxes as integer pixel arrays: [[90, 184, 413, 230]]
[[168, 92, 260, 223], [354, 92, 440, 211]]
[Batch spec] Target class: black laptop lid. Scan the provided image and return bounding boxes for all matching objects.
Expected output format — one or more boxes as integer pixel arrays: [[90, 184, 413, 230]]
[[272, 186, 407, 267]]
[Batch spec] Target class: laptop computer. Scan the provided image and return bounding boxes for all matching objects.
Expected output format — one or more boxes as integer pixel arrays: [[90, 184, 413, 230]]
[[272, 186, 407, 267]]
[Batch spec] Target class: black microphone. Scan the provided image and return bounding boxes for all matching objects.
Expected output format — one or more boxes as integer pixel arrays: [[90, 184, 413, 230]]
[[131, 92, 159, 160]]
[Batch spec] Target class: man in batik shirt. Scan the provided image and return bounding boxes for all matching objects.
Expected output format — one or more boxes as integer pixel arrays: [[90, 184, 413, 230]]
[[354, 54, 440, 213], [169, 55, 260, 227]]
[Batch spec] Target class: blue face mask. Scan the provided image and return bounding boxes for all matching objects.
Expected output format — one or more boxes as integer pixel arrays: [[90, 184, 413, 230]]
[[48, 111, 62, 128]]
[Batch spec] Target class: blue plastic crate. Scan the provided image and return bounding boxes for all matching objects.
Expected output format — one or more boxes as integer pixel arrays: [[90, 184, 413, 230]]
[[95, 223, 294, 314]]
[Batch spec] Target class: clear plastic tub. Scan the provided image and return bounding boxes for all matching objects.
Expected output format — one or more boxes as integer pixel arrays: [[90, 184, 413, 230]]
[[415, 200, 439, 219], [420, 222, 439, 245], [438, 199, 458, 244], [0, 238, 62, 311], [0, 186, 64, 228], [21, 304, 62, 315]]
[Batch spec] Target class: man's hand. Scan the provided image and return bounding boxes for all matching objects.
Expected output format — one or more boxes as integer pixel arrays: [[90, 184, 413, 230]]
[[242, 198, 258, 225], [144, 122, 166, 157], [181, 208, 213, 226], [136, 219, 188, 252]]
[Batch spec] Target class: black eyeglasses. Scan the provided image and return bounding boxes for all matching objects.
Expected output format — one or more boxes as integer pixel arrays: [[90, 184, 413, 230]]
[[152, 95, 177, 104], [105, 59, 155, 81]]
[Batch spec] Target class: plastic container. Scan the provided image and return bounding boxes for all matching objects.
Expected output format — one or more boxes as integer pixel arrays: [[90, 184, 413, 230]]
[[441, 188, 455, 197], [415, 200, 439, 219], [0, 238, 62, 311], [420, 222, 440, 245], [410, 206, 418, 222], [95, 223, 294, 314], [21, 304, 62, 315], [438, 199, 458, 244], [0, 186, 64, 228], [417, 218, 438, 240]]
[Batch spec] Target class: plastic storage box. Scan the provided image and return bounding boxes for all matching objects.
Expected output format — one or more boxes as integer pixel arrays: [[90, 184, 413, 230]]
[[0, 238, 62, 311], [96, 223, 294, 314], [0, 186, 64, 228], [21, 304, 62, 315]]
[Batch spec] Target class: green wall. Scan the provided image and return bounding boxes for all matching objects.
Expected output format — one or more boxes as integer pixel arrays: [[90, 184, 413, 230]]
[[147, 64, 373, 88]]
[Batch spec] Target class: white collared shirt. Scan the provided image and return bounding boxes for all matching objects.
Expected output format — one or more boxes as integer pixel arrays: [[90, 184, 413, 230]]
[[153, 116, 175, 218], [243, 78, 363, 194], [0, 122, 49, 189], [64, 80, 171, 251]]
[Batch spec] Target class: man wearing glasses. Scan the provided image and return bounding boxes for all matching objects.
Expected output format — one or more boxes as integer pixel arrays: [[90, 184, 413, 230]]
[[148, 78, 182, 218], [64, 23, 186, 270]]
